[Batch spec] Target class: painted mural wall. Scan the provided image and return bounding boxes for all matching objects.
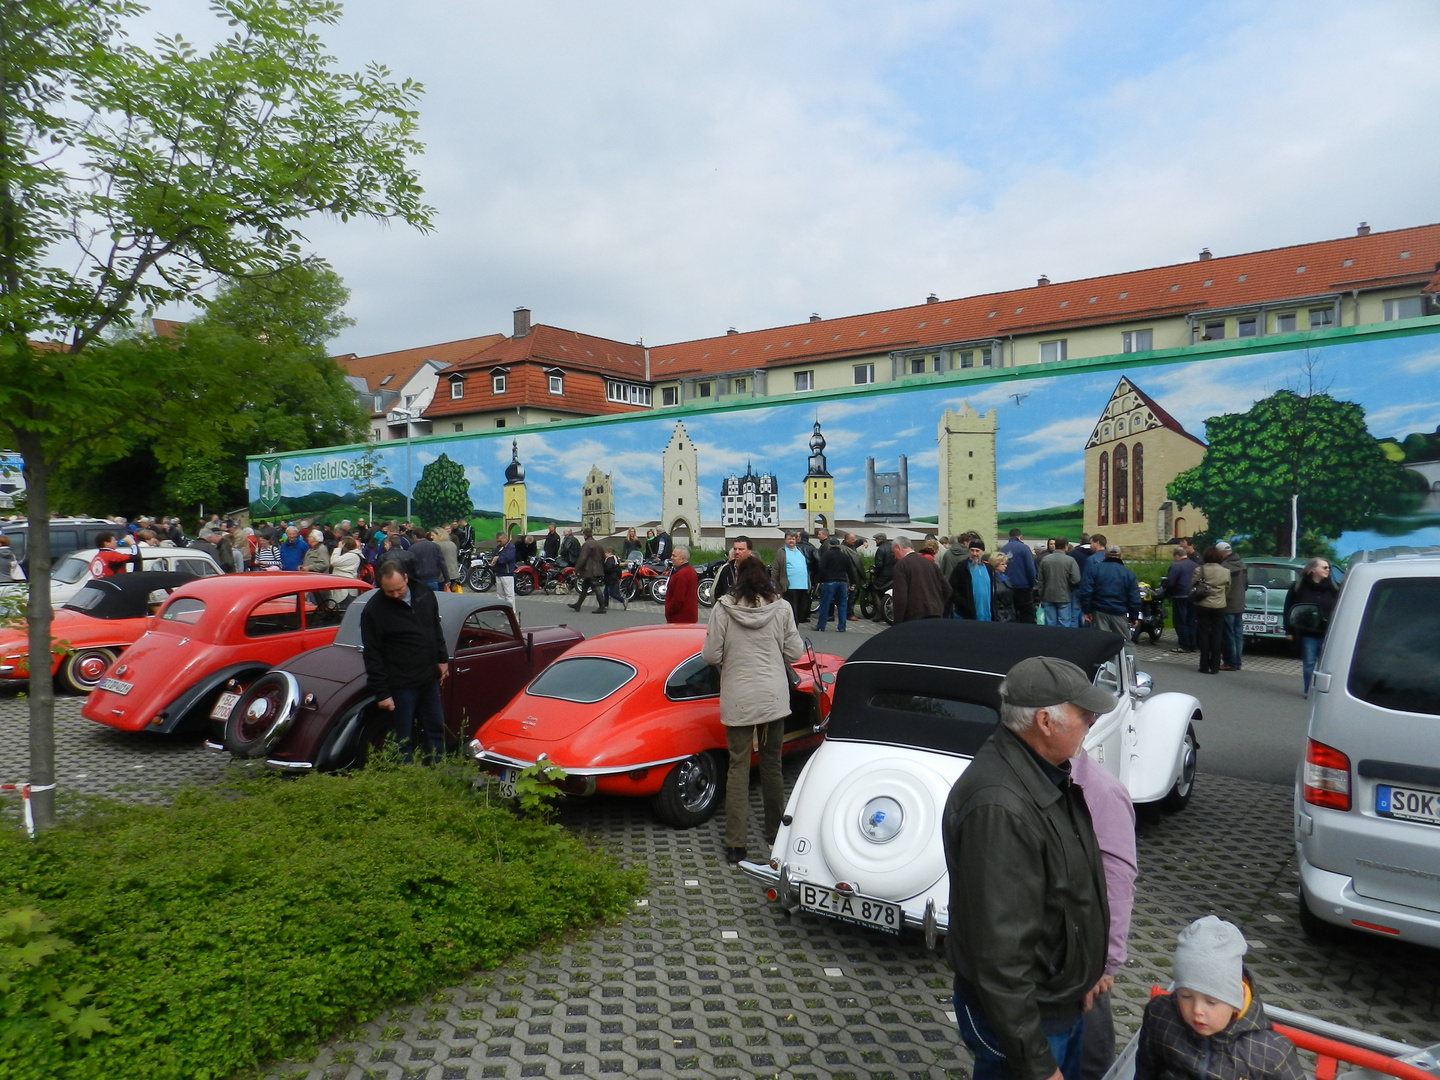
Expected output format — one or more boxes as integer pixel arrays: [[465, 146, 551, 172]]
[[249, 322, 1440, 558]]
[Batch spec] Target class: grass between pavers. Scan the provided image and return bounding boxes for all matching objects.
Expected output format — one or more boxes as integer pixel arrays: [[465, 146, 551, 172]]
[[0, 762, 644, 1080]]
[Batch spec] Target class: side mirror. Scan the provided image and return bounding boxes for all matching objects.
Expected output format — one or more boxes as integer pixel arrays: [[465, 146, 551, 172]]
[[1132, 670, 1154, 699], [1289, 603, 1324, 635]]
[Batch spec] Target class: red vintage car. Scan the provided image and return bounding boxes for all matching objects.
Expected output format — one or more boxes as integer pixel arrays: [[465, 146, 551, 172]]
[[0, 572, 196, 693], [470, 625, 843, 827], [216, 593, 583, 772], [80, 574, 371, 734]]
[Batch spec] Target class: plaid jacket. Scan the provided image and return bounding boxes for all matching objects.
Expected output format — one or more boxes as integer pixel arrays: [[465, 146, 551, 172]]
[[1136, 982, 1305, 1080]]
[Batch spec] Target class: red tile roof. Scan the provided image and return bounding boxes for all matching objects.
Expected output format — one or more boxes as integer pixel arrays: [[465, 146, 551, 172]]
[[648, 222, 1440, 377], [447, 324, 648, 378], [425, 356, 649, 420], [340, 334, 506, 393]]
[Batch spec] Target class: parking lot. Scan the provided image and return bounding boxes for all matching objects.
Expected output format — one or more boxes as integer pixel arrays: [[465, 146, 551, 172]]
[[1, 598, 1435, 1080]]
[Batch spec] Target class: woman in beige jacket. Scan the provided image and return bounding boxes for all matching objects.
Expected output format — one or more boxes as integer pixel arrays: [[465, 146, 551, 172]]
[[702, 557, 804, 864], [1193, 548, 1232, 675]]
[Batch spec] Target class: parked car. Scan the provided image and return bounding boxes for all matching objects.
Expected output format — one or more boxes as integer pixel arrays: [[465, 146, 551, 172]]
[[1244, 557, 1345, 641], [0, 571, 195, 693], [216, 592, 583, 772], [740, 619, 1201, 942], [1, 516, 117, 574], [1293, 546, 1440, 946], [79, 574, 371, 734], [43, 545, 223, 606], [470, 625, 844, 827]]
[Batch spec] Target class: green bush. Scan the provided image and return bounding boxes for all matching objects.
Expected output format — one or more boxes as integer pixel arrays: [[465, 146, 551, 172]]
[[0, 764, 643, 1080]]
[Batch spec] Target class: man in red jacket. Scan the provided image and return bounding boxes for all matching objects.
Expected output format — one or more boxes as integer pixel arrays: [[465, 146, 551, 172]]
[[664, 545, 699, 623]]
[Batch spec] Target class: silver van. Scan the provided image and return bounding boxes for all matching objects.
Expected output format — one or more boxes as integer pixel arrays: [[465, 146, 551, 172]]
[[1294, 547, 1440, 945]]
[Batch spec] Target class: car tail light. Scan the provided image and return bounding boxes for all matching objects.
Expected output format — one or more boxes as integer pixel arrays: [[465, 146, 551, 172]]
[[1303, 739, 1350, 811]]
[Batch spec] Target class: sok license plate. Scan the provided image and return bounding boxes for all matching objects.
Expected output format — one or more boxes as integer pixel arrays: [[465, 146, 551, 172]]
[[497, 767, 519, 799], [798, 883, 903, 935], [1377, 785, 1440, 827], [210, 691, 241, 722]]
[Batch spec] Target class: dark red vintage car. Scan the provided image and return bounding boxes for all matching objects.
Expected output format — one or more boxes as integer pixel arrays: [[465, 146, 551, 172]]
[[80, 574, 371, 734], [470, 625, 843, 827], [216, 593, 583, 772]]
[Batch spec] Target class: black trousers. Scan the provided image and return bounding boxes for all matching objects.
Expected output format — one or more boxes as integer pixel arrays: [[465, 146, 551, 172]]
[[574, 575, 607, 610], [1196, 608, 1226, 673], [1011, 586, 1037, 624]]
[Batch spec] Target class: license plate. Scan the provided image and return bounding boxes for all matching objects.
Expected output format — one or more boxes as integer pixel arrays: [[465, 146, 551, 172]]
[[1243, 613, 1279, 632], [497, 767, 518, 799], [210, 691, 241, 722], [798, 883, 903, 935], [1377, 785, 1440, 827], [98, 677, 132, 695]]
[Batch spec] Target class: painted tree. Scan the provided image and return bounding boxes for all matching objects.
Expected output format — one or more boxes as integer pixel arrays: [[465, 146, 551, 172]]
[[0, 0, 432, 829], [348, 444, 393, 525], [411, 454, 472, 528], [1167, 389, 1414, 555]]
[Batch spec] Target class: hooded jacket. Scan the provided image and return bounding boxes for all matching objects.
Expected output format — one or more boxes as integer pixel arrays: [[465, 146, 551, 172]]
[[1222, 554, 1249, 615], [1136, 981, 1304, 1080], [937, 539, 968, 580], [700, 595, 804, 727]]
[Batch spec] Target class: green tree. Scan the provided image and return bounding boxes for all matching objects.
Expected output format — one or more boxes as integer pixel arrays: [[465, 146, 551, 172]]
[[0, 0, 432, 829], [1168, 389, 1414, 555], [411, 454, 472, 527]]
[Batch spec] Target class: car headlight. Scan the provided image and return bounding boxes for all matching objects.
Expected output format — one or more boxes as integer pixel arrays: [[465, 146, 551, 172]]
[[859, 796, 904, 844]]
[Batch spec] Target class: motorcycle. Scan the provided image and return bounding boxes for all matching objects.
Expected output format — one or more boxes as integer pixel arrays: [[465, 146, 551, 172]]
[[535, 555, 577, 595], [1132, 581, 1167, 646], [466, 550, 495, 592], [856, 566, 894, 625], [696, 558, 728, 607], [627, 557, 671, 601]]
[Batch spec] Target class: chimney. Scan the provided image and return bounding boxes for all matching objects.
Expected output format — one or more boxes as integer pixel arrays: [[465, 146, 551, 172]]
[[1357, 222, 1370, 236], [809, 313, 821, 322], [513, 306, 531, 337], [1199, 247, 1212, 261], [727, 327, 738, 335], [926, 293, 939, 304], [1037, 275, 1050, 287]]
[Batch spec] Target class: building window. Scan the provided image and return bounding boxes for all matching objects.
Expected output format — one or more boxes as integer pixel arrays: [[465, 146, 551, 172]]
[[373, 394, 383, 412], [1132, 442, 1143, 523], [853, 363, 874, 385], [1039, 339, 1067, 364], [1384, 297, 1425, 321], [662, 386, 679, 406], [492, 374, 506, 394], [959, 350, 974, 369], [1308, 307, 1334, 329], [453, 422, 463, 432], [548, 374, 564, 395], [606, 380, 653, 406], [1275, 312, 1296, 333], [449, 380, 463, 399], [1237, 316, 1257, 338], [1097, 451, 1110, 526], [732, 376, 747, 394], [1113, 443, 1129, 524], [966, 498, 976, 508], [1122, 329, 1153, 353], [697, 381, 712, 398], [496, 418, 506, 428], [371, 428, 380, 441], [794, 370, 814, 392], [1202, 320, 1225, 341], [910, 357, 926, 374]]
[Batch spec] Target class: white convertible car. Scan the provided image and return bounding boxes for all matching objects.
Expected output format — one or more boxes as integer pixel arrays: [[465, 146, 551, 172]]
[[739, 619, 1200, 944]]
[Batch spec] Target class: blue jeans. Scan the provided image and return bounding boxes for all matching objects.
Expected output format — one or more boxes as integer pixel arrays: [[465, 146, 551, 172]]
[[388, 680, 445, 763], [1171, 598, 1196, 650], [955, 993, 1084, 1080], [1223, 612, 1245, 668], [1300, 635, 1322, 693], [1044, 601, 1077, 628], [816, 581, 848, 630]]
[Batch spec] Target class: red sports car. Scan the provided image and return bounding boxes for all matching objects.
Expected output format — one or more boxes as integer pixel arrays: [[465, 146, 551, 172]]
[[0, 571, 196, 693], [470, 625, 843, 827], [80, 574, 371, 734], [216, 593, 583, 772]]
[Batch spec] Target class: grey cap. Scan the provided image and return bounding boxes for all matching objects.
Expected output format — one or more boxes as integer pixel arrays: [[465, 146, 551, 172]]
[[872, 532, 887, 541], [1002, 656, 1118, 715], [1173, 916, 1247, 1010], [1106, 543, 1122, 556], [1215, 541, 1233, 553]]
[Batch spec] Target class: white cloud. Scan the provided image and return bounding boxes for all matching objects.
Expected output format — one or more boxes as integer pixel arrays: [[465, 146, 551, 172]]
[[1364, 402, 1440, 438]]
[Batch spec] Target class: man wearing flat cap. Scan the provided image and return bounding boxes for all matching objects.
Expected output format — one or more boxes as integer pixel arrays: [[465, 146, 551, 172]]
[[943, 656, 1115, 1080]]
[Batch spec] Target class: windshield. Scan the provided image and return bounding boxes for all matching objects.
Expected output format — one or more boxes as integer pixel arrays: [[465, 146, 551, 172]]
[[528, 657, 636, 704], [52, 553, 92, 585]]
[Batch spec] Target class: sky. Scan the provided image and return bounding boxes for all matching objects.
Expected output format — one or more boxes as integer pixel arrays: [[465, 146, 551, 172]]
[[138, 0, 1440, 359]]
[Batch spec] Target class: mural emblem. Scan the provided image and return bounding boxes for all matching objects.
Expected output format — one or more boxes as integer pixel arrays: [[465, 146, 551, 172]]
[[257, 458, 283, 511]]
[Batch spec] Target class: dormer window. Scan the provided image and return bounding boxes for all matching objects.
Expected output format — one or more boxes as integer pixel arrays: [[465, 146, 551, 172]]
[[449, 377, 465, 399], [373, 394, 383, 412], [545, 368, 565, 395], [491, 367, 508, 394]]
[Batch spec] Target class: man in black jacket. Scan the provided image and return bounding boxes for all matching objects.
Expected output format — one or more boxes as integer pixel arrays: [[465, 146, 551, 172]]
[[360, 562, 449, 763], [944, 656, 1116, 1080]]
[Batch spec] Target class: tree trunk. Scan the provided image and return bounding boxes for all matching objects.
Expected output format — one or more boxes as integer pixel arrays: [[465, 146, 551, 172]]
[[17, 435, 57, 831]]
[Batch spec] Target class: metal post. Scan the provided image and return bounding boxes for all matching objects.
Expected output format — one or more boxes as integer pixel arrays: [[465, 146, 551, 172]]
[[1291, 493, 1299, 557]]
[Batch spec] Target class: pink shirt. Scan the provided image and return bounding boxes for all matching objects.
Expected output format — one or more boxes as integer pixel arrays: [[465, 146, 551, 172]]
[[1073, 750, 1138, 976]]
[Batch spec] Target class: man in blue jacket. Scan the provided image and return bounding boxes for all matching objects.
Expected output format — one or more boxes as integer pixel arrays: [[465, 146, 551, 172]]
[[1000, 529, 1038, 624], [1076, 544, 1141, 641], [277, 525, 307, 571]]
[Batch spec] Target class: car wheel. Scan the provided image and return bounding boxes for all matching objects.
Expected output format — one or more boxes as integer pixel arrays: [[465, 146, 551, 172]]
[[60, 647, 118, 694], [651, 751, 725, 828], [1158, 721, 1198, 813], [469, 566, 495, 592], [697, 577, 715, 607], [224, 671, 302, 759], [1298, 885, 1342, 941]]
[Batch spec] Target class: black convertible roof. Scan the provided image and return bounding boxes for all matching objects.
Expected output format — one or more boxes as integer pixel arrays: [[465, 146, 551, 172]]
[[335, 591, 518, 654], [63, 571, 196, 620], [828, 620, 1126, 757]]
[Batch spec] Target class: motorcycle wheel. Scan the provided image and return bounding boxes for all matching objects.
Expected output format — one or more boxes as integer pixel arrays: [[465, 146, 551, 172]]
[[697, 577, 714, 607], [514, 572, 536, 597], [858, 589, 876, 620], [880, 592, 894, 625], [652, 576, 669, 602], [469, 566, 495, 592], [619, 576, 638, 603]]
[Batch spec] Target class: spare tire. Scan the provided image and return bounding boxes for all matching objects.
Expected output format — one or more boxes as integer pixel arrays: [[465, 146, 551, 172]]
[[224, 671, 301, 759]]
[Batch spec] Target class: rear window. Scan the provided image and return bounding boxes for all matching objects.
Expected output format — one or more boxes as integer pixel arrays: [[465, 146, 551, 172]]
[[1348, 579, 1440, 716], [528, 657, 636, 704], [159, 597, 206, 625], [869, 691, 998, 726], [64, 589, 106, 612]]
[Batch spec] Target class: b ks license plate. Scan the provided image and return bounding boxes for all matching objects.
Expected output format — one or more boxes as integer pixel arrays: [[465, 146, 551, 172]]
[[99, 677, 132, 695], [210, 691, 242, 722], [497, 768, 518, 799], [798, 883, 903, 935], [1377, 785, 1440, 827]]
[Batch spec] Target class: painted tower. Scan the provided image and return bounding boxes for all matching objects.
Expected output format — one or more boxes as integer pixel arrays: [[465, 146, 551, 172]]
[[661, 421, 701, 541], [581, 463, 614, 537], [938, 402, 999, 543], [801, 418, 834, 532], [864, 455, 909, 522], [502, 439, 527, 537]]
